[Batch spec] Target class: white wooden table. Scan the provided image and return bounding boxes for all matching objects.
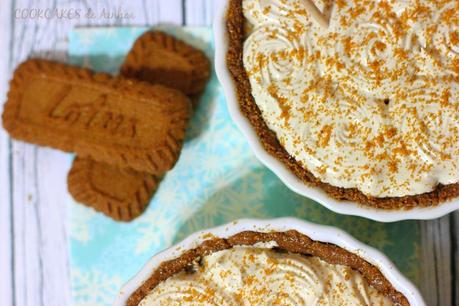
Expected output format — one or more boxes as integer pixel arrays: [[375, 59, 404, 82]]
[[0, 1, 457, 306]]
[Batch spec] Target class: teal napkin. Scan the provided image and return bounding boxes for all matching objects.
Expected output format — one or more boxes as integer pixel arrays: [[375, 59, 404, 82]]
[[67, 27, 421, 306]]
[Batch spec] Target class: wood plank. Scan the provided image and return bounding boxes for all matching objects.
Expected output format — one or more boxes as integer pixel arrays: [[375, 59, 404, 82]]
[[7, 1, 182, 306], [420, 217, 453, 306], [11, 147, 73, 306], [0, 2, 14, 306], [184, 0, 219, 25]]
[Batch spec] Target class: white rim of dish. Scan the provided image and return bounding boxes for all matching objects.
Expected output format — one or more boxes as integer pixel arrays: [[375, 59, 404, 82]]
[[213, 0, 459, 222], [114, 218, 426, 306]]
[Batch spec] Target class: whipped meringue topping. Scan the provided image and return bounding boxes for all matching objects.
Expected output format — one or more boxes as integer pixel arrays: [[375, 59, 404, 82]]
[[242, 0, 459, 197]]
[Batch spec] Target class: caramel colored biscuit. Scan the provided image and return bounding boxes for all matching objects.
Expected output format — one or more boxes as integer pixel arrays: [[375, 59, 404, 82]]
[[67, 32, 211, 221], [2, 59, 191, 174], [68, 157, 160, 221], [121, 31, 211, 96]]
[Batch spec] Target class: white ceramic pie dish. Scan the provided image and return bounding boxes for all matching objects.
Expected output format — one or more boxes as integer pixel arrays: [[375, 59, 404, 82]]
[[114, 218, 425, 306], [213, 0, 459, 222]]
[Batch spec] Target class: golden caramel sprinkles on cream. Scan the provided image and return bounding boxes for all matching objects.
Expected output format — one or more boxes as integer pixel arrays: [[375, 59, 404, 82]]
[[242, 0, 459, 197], [138, 245, 393, 305]]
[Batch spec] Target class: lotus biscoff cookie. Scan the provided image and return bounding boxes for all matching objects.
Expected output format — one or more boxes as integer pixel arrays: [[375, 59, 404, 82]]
[[67, 31, 211, 221], [2, 59, 192, 174], [68, 157, 160, 221], [121, 31, 211, 96]]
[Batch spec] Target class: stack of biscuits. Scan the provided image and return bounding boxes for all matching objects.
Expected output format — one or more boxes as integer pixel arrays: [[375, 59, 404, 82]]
[[2, 31, 211, 221]]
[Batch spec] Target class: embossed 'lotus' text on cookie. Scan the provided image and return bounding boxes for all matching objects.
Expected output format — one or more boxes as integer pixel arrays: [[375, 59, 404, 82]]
[[2, 59, 192, 174], [66, 31, 212, 221], [47, 87, 138, 139]]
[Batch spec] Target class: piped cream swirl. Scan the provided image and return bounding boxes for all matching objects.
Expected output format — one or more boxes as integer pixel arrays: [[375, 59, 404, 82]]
[[242, 0, 459, 197], [138, 245, 393, 305]]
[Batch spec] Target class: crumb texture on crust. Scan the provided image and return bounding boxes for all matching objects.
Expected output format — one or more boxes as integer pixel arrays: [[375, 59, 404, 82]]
[[121, 31, 211, 96], [225, 0, 459, 209], [67, 157, 159, 222], [126, 230, 409, 306], [2, 59, 192, 175]]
